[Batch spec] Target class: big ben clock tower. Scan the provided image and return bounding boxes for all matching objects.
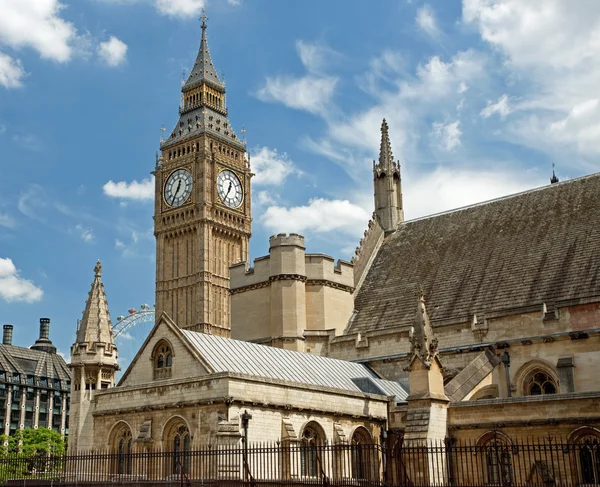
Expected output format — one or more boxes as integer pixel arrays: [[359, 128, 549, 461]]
[[154, 13, 251, 336]]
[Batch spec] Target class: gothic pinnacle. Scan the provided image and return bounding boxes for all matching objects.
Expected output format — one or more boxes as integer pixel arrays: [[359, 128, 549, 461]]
[[379, 118, 395, 171]]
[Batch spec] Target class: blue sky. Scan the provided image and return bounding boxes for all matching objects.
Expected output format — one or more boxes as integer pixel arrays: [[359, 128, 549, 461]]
[[1, 0, 599, 367]]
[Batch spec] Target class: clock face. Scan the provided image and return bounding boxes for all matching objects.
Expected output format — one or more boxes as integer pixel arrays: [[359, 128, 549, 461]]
[[164, 169, 192, 207], [217, 170, 243, 208]]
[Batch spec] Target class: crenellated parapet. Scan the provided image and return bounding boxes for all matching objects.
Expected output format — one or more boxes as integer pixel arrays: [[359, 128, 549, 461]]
[[231, 233, 354, 294], [351, 215, 385, 292], [230, 234, 355, 353]]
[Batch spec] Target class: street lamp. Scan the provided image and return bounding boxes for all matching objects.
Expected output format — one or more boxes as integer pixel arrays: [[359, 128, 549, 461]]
[[241, 410, 252, 443]]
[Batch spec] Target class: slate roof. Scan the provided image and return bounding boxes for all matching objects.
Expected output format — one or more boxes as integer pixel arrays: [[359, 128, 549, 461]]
[[0, 344, 71, 383], [183, 22, 223, 92], [182, 330, 408, 402], [349, 173, 600, 334]]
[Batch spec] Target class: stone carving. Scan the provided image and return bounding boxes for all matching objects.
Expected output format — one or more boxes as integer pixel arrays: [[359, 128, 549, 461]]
[[408, 293, 439, 369]]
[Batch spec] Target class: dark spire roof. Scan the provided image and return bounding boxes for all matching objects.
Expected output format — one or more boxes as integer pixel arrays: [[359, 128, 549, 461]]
[[183, 11, 223, 92], [160, 11, 245, 151]]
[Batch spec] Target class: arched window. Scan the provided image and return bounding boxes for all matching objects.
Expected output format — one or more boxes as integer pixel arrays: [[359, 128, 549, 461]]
[[351, 427, 374, 480], [569, 428, 600, 485], [525, 370, 557, 395], [300, 422, 325, 478], [153, 340, 173, 380], [478, 433, 513, 486], [109, 423, 133, 475], [117, 429, 133, 475], [172, 425, 191, 475]]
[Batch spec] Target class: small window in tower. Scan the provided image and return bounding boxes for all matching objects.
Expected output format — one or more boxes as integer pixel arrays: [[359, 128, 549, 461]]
[[153, 341, 173, 380]]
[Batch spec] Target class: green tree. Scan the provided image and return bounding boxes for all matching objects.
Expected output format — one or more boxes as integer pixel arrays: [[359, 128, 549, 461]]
[[0, 429, 66, 481]]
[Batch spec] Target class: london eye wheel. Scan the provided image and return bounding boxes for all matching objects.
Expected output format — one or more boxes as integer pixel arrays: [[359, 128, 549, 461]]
[[112, 304, 156, 339]]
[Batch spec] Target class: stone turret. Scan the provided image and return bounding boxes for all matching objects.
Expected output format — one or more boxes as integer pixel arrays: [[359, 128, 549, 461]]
[[373, 119, 403, 234], [68, 260, 119, 454], [230, 234, 354, 354]]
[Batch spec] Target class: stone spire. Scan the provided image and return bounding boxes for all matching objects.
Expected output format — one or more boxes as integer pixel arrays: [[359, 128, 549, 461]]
[[69, 260, 118, 454], [183, 10, 224, 92], [373, 119, 404, 234], [378, 119, 395, 173], [408, 293, 439, 369], [76, 260, 114, 345]]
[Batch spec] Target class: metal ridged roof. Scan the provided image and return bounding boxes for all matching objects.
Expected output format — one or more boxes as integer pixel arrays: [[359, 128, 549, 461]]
[[182, 330, 408, 401]]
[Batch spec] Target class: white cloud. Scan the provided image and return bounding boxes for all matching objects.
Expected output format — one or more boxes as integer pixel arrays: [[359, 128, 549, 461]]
[[304, 49, 486, 181], [257, 75, 337, 116], [103, 177, 154, 200], [0, 212, 15, 228], [155, 0, 206, 17], [296, 40, 339, 74], [547, 99, 600, 155], [0, 52, 26, 88], [261, 198, 370, 237], [404, 167, 545, 221], [480, 94, 511, 119], [257, 40, 339, 116], [250, 147, 299, 186], [432, 120, 462, 151], [255, 190, 275, 206], [74, 224, 95, 243], [463, 0, 600, 158], [0, 0, 78, 62], [0, 257, 43, 302], [416, 4, 440, 38], [98, 36, 128, 67]]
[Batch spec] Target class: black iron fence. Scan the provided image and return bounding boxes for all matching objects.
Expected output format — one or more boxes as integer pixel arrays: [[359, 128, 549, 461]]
[[0, 437, 598, 486]]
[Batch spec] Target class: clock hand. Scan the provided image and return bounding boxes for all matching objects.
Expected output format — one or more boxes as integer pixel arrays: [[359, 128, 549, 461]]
[[225, 181, 232, 198], [175, 180, 182, 197]]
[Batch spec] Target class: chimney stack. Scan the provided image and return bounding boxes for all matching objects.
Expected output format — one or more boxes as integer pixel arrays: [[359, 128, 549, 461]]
[[31, 318, 57, 354], [2, 325, 13, 346], [39, 318, 50, 340]]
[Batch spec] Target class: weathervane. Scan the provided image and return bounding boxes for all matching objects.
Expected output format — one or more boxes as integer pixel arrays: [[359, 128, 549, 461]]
[[241, 125, 246, 143], [160, 124, 165, 143]]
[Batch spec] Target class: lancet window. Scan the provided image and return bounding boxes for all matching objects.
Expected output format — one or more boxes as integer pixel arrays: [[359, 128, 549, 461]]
[[153, 340, 173, 380]]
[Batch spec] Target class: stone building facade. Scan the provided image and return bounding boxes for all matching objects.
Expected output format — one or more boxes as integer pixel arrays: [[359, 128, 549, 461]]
[[67, 14, 600, 486]]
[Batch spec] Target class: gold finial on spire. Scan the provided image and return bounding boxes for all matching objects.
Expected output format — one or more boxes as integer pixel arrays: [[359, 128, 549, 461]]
[[94, 260, 102, 277], [201, 8, 208, 30], [160, 124, 165, 143], [241, 125, 246, 142]]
